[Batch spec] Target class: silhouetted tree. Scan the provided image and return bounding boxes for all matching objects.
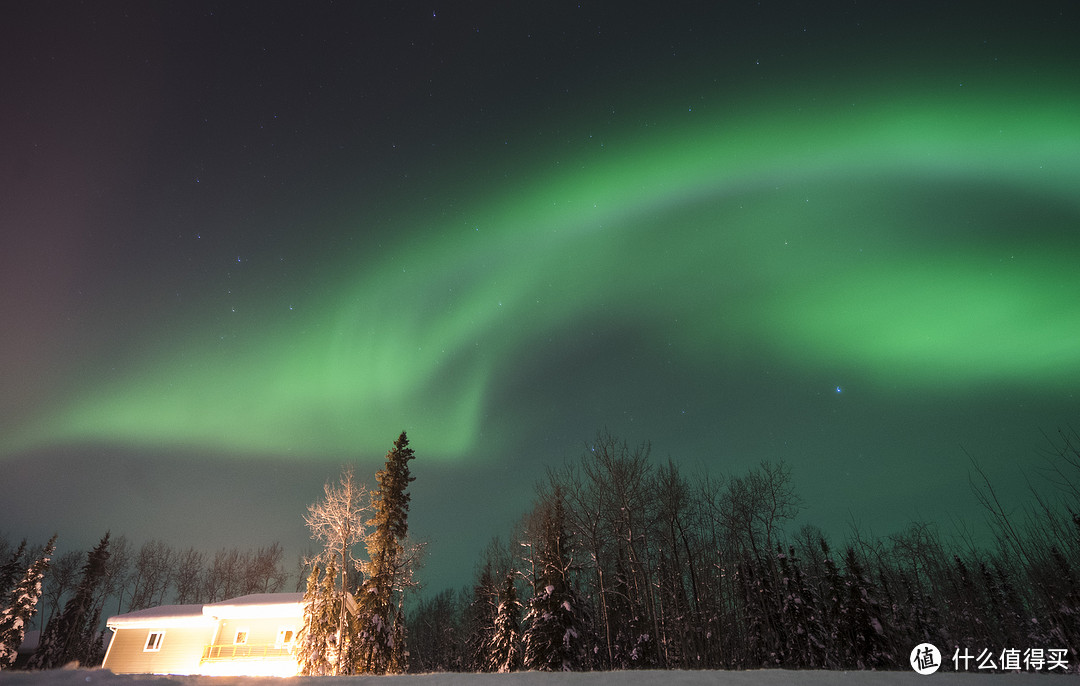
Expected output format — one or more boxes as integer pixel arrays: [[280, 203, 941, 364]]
[[30, 534, 111, 669], [522, 486, 593, 671], [127, 540, 174, 611], [465, 560, 499, 671], [0, 540, 28, 601], [41, 551, 81, 631], [407, 588, 464, 672], [173, 547, 206, 604]]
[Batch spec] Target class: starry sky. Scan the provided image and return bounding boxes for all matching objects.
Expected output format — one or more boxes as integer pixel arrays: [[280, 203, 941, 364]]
[[3, 1, 1080, 595]]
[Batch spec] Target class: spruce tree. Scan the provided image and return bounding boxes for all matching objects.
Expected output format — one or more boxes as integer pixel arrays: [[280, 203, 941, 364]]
[[489, 573, 522, 672], [522, 487, 592, 671], [738, 555, 773, 667], [839, 547, 889, 669], [818, 537, 845, 669], [296, 564, 339, 675], [390, 606, 408, 673], [778, 546, 826, 668], [0, 541, 28, 601], [357, 431, 416, 674], [465, 561, 499, 671], [30, 534, 111, 669], [0, 536, 55, 669]]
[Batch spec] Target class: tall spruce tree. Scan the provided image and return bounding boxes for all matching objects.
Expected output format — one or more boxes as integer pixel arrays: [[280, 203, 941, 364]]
[[0, 536, 55, 669], [357, 431, 416, 674], [465, 561, 499, 671], [30, 534, 110, 669]]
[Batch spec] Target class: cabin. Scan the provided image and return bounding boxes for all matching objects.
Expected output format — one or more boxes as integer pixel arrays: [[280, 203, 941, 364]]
[[102, 593, 303, 676]]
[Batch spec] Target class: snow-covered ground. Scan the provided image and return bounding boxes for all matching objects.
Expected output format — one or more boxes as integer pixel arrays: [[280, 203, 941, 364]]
[[0, 669, 1057, 686]]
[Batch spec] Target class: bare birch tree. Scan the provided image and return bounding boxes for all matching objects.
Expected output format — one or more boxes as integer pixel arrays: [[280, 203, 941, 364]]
[[173, 547, 206, 604]]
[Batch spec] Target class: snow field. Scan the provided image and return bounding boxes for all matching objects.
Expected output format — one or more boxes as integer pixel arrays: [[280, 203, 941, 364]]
[[0, 669, 1055, 686]]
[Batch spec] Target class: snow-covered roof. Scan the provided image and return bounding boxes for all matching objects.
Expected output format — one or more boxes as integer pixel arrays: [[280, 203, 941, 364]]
[[202, 593, 303, 619], [105, 593, 303, 628], [106, 603, 215, 629]]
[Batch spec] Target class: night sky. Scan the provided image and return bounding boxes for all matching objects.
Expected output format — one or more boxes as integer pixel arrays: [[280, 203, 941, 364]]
[[3, 1, 1080, 595]]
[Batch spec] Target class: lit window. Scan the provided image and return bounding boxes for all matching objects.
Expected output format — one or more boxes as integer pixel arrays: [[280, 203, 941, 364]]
[[234, 630, 248, 645], [144, 632, 164, 652], [276, 628, 295, 648]]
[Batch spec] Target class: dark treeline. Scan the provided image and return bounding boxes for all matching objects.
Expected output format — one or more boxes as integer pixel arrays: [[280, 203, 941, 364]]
[[0, 534, 291, 668], [408, 430, 1080, 673]]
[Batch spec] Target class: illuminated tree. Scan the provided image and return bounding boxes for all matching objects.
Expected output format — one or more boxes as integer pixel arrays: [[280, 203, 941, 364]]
[[303, 467, 370, 674], [0, 536, 55, 670], [357, 431, 416, 674], [295, 563, 338, 675], [489, 572, 522, 672]]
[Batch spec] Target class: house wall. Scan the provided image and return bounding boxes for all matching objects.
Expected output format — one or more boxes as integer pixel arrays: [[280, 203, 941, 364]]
[[215, 615, 299, 648], [102, 625, 216, 675]]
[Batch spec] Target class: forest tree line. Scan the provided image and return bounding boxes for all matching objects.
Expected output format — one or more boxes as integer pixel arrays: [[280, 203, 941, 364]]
[[407, 430, 1080, 673], [5, 428, 1080, 673]]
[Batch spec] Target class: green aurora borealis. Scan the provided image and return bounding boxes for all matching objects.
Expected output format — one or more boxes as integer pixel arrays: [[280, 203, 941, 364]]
[[8, 81, 1080, 459], [3, 1, 1080, 590]]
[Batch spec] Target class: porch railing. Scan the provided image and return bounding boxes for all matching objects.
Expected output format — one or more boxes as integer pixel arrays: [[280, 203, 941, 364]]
[[200, 643, 293, 662]]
